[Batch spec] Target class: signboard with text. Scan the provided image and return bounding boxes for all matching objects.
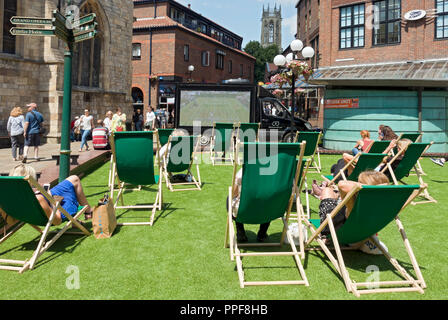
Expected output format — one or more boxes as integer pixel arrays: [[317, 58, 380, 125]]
[[324, 98, 359, 109]]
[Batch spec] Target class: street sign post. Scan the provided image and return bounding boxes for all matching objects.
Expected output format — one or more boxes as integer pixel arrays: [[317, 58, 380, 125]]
[[10, 5, 97, 183]]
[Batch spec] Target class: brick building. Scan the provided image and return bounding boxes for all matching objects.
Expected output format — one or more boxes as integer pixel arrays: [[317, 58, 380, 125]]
[[0, 0, 134, 146], [132, 0, 256, 114], [296, 0, 448, 153]]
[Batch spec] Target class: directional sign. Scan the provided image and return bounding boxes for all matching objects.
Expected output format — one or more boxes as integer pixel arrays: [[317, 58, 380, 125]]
[[10, 16, 53, 26], [77, 13, 96, 27], [10, 27, 55, 37], [73, 22, 97, 37], [74, 30, 97, 43], [52, 18, 70, 36]]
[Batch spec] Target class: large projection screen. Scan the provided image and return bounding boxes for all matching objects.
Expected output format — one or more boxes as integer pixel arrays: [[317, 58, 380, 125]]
[[178, 89, 252, 127]]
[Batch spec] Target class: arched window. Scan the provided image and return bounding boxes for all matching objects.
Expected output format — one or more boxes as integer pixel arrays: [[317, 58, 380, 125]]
[[72, 2, 102, 88], [268, 22, 274, 43], [1, 0, 17, 54]]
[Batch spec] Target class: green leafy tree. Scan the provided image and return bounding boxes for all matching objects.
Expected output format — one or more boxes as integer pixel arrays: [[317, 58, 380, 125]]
[[244, 41, 280, 83]]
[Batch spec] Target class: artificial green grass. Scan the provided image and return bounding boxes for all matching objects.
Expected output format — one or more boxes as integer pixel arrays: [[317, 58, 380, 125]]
[[0, 155, 447, 300]]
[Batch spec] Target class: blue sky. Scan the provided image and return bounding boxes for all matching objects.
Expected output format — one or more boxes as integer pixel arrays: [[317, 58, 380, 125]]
[[176, 0, 298, 51]]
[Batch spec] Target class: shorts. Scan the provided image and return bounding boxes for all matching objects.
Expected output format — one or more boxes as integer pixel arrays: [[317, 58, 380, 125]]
[[25, 133, 41, 147], [50, 180, 79, 222], [319, 198, 347, 236]]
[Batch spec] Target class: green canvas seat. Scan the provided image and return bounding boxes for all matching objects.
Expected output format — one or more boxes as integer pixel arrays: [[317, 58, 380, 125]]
[[305, 184, 426, 296], [0, 176, 90, 273], [381, 142, 436, 205], [294, 131, 322, 172], [210, 122, 235, 165], [398, 133, 422, 142], [235, 123, 260, 165], [397, 133, 425, 175], [225, 141, 309, 288], [366, 140, 391, 154], [110, 131, 163, 226], [162, 135, 202, 191], [157, 128, 175, 147], [323, 153, 386, 185]]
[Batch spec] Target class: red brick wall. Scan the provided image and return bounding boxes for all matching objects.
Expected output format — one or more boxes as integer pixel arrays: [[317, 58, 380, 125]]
[[134, 2, 169, 19], [132, 28, 255, 106], [319, 0, 448, 67], [173, 29, 254, 83]]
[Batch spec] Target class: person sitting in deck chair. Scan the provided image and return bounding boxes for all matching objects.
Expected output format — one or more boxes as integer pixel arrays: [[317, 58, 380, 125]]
[[374, 139, 412, 179], [352, 130, 373, 155], [226, 168, 270, 243], [315, 170, 390, 254], [8, 164, 94, 224]]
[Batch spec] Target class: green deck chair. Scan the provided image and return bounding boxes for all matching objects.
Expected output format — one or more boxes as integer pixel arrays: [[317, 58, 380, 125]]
[[381, 142, 436, 205], [162, 135, 202, 192], [155, 128, 175, 167], [210, 122, 235, 166], [322, 153, 386, 185], [366, 140, 391, 154], [0, 176, 90, 273], [225, 142, 309, 288], [110, 131, 163, 226], [305, 184, 426, 297], [235, 122, 260, 165], [293, 131, 323, 172], [397, 133, 425, 175]]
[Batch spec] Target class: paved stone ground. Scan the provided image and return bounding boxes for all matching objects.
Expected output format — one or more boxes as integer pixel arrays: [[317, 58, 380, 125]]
[[0, 142, 85, 175]]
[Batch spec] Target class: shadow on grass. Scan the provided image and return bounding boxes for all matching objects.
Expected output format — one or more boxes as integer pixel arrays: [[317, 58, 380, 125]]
[[115, 202, 179, 226], [0, 225, 90, 271]]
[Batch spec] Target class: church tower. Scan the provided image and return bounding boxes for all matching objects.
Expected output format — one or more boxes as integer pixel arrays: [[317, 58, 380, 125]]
[[260, 4, 282, 52]]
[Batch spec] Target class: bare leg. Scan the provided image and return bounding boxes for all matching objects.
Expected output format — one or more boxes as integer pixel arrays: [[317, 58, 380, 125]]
[[66, 176, 92, 214]]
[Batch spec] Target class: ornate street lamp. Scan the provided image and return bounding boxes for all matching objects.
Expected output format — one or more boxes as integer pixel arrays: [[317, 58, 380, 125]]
[[188, 65, 195, 82], [273, 39, 314, 131]]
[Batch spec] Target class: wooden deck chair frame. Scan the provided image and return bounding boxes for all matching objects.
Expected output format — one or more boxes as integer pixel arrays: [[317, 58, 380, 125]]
[[162, 136, 202, 192], [0, 176, 90, 273], [293, 131, 322, 172], [234, 122, 260, 165], [381, 142, 436, 205], [397, 133, 426, 176], [155, 128, 175, 167], [304, 184, 427, 297], [321, 153, 386, 186], [210, 122, 236, 166], [224, 142, 309, 288], [109, 132, 163, 226]]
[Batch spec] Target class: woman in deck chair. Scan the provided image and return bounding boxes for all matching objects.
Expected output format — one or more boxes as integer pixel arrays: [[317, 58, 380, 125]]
[[8, 164, 93, 225], [374, 139, 412, 178], [315, 170, 390, 254]]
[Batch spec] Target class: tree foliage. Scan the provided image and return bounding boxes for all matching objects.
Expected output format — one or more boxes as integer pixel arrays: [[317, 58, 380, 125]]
[[244, 41, 280, 83]]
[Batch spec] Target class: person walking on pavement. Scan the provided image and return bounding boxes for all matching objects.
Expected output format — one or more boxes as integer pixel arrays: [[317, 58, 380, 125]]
[[22, 103, 44, 163], [7, 107, 25, 162], [79, 109, 94, 152]]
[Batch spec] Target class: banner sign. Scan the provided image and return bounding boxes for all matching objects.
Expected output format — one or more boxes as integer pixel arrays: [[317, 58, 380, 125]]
[[324, 98, 359, 109]]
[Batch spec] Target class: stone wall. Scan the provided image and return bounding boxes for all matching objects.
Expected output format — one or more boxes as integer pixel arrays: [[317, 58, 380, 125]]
[[0, 0, 133, 146]]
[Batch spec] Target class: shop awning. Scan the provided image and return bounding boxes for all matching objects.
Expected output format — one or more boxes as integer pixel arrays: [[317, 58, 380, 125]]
[[309, 59, 448, 87]]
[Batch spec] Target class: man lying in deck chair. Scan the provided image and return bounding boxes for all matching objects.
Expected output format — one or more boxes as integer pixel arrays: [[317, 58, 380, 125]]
[[109, 131, 163, 226], [305, 171, 426, 297], [224, 141, 309, 288], [0, 165, 90, 273], [380, 142, 436, 205], [162, 134, 202, 192], [210, 122, 235, 166]]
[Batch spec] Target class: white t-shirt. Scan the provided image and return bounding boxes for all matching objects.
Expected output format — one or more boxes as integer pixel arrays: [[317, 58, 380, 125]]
[[81, 115, 93, 131], [146, 111, 155, 123], [104, 117, 112, 131]]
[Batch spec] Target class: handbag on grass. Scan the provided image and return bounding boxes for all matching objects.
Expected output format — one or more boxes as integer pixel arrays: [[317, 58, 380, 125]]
[[92, 194, 117, 239]]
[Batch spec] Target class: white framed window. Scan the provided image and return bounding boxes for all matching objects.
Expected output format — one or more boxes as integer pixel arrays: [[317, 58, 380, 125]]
[[201, 51, 210, 66]]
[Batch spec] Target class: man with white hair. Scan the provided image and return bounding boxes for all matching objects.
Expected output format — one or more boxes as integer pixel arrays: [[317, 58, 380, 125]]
[[22, 103, 44, 163]]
